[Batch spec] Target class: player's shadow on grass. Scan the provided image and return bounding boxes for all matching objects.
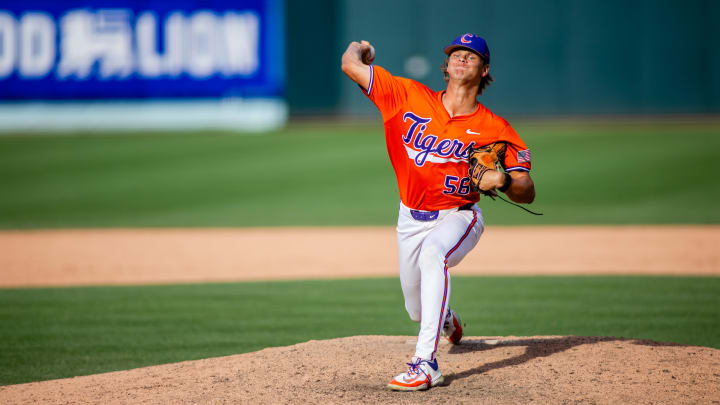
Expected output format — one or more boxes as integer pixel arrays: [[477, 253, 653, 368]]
[[443, 336, 680, 386]]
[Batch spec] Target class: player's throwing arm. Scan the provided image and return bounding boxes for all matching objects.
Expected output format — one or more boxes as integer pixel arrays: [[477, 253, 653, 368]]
[[341, 40, 375, 92]]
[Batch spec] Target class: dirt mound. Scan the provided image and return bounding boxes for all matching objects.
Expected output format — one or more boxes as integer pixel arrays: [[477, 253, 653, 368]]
[[2, 335, 718, 404]]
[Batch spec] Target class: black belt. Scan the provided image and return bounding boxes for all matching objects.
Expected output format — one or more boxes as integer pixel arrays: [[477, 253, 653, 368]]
[[458, 202, 475, 211]]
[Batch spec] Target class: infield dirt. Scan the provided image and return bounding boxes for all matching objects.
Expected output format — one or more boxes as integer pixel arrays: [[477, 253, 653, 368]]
[[1, 226, 718, 287], [1, 226, 719, 404]]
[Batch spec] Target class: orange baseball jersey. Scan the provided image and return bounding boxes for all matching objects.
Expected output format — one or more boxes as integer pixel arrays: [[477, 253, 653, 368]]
[[362, 65, 532, 211]]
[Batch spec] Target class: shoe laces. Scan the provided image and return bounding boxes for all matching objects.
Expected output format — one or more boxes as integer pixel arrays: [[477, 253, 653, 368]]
[[406, 358, 430, 381], [406, 358, 421, 374]]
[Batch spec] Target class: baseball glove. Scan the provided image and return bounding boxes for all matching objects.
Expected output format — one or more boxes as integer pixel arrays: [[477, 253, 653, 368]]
[[467, 142, 508, 195]]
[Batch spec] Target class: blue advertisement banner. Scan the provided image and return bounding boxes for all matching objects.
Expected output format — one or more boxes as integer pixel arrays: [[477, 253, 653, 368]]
[[0, 0, 284, 100]]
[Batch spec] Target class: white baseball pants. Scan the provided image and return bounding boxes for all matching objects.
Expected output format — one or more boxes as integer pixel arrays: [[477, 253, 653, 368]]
[[396, 201, 484, 361]]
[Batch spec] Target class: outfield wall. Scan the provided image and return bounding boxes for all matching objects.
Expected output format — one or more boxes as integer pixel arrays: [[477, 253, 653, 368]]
[[289, 0, 720, 117], [2, 0, 718, 129]]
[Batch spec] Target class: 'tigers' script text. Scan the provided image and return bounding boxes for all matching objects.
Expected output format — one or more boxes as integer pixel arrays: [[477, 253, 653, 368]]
[[402, 112, 476, 166]]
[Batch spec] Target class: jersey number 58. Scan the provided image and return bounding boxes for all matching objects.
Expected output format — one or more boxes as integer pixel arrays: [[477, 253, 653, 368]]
[[442, 175, 471, 195]]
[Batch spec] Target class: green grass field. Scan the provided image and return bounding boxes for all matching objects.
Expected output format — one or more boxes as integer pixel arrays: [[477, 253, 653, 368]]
[[1, 119, 719, 228], [1, 276, 718, 385], [1, 119, 719, 387]]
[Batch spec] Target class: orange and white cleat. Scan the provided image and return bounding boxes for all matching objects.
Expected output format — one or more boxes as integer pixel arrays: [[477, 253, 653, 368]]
[[442, 308, 463, 345], [388, 357, 444, 391]]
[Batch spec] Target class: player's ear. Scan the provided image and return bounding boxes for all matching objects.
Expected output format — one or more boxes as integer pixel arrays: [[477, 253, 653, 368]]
[[480, 63, 489, 78]]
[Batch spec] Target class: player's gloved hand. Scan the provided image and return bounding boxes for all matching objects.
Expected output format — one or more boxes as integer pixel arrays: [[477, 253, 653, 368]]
[[467, 142, 509, 196]]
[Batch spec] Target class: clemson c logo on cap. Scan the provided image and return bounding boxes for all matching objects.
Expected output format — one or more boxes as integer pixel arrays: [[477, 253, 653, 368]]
[[460, 34, 474, 43]]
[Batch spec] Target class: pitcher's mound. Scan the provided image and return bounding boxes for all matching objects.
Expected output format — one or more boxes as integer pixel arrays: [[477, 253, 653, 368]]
[[2, 336, 718, 404]]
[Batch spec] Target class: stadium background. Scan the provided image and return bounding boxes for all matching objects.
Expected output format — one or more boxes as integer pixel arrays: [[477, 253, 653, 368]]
[[1, 0, 719, 388], [289, 0, 720, 116]]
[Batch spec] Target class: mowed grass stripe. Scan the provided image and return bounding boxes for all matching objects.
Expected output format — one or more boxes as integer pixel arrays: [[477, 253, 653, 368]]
[[1, 120, 719, 228], [0, 125, 396, 228], [0, 276, 718, 385]]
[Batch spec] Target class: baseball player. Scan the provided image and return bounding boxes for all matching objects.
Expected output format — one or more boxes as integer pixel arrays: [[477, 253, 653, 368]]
[[341, 33, 536, 391]]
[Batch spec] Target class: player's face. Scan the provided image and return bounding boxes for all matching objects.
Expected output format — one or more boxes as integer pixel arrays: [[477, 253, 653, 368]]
[[447, 50, 487, 84]]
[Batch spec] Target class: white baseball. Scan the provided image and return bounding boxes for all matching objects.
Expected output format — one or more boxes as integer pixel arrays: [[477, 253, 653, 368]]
[[361, 41, 375, 65]]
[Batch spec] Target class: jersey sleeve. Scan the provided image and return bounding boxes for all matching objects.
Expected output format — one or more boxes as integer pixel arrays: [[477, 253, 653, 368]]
[[499, 124, 532, 172], [361, 65, 408, 122]]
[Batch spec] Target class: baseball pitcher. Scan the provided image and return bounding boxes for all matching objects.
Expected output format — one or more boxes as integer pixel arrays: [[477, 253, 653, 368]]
[[341, 33, 536, 391]]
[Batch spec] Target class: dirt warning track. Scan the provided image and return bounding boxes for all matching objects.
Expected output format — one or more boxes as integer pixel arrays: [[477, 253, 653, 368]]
[[0, 225, 718, 288]]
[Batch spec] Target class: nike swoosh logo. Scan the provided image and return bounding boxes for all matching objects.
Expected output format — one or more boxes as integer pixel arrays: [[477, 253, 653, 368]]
[[466, 129, 482, 135]]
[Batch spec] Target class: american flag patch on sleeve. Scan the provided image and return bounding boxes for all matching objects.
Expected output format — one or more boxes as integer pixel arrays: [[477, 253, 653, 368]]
[[518, 149, 531, 163]]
